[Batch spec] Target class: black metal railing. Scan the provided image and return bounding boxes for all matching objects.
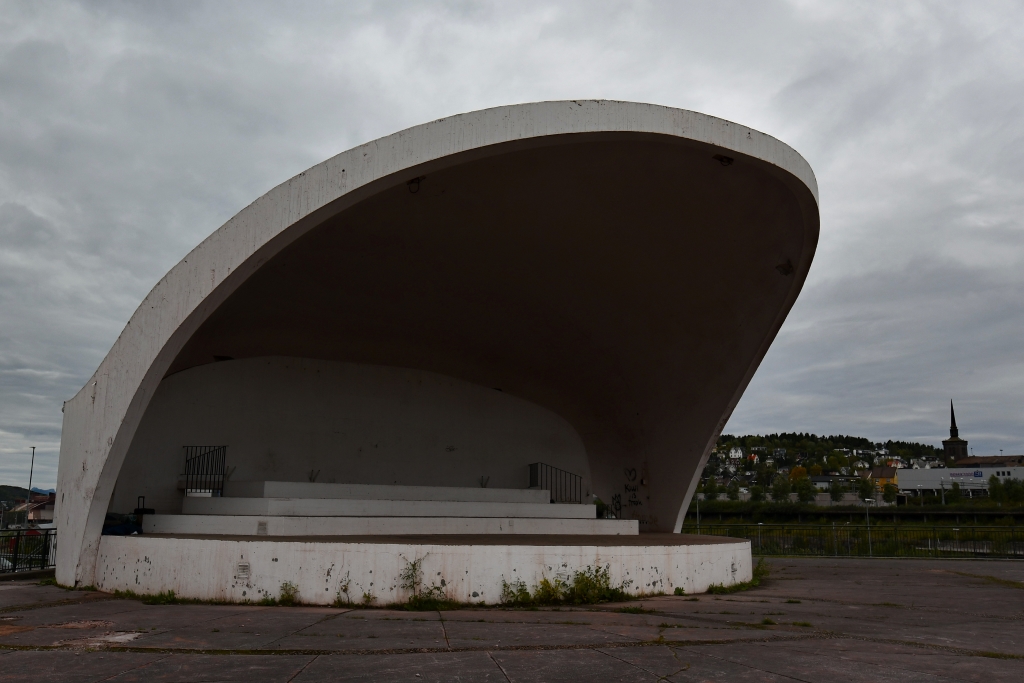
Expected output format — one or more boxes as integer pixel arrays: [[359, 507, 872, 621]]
[[1, 528, 57, 573], [529, 462, 583, 503], [682, 523, 1024, 559], [183, 446, 227, 496]]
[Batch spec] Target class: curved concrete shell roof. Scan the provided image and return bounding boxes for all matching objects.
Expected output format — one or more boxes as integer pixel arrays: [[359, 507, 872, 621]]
[[56, 100, 819, 586]]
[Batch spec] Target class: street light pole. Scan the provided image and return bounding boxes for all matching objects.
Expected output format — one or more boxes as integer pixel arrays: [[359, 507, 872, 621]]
[[25, 446, 35, 527]]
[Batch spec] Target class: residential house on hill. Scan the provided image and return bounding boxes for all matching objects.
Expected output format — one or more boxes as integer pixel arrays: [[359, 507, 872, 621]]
[[869, 466, 898, 491]]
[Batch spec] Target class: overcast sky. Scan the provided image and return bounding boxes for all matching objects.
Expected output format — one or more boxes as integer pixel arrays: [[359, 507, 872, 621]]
[[2, 1, 1023, 489]]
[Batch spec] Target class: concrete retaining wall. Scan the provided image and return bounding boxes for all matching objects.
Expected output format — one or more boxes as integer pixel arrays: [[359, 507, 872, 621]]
[[95, 535, 751, 605]]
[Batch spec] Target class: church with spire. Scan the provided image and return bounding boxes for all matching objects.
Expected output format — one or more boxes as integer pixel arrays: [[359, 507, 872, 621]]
[[942, 401, 968, 462]]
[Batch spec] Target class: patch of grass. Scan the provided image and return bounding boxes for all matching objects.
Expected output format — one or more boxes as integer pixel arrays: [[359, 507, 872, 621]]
[[785, 599, 801, 604], [952, 571, 1024, 590], [707, 558, 771, 595], [37, 578, 58, 586], [673, 586, 685, 596], [975, 651, 1024, 660], [617, 606, 656, 614], [760, 617, 776, 625], [792, 621, 813, 627], [878, 601, 902, 607], [113, 589, 191, 605]]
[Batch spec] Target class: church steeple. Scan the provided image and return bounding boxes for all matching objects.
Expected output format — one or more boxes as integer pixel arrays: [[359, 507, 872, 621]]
[[943, 400, 967, 463]]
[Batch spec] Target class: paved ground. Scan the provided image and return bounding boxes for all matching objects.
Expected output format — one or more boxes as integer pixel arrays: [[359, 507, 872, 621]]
[[0, 557, 1022, 681]]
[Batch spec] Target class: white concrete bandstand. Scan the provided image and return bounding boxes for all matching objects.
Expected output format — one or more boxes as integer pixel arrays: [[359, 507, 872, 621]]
[[56, 101, 819, 603]]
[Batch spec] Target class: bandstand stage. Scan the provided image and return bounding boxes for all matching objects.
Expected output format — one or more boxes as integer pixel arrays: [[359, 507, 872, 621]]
[[56, 100, 819, 602]]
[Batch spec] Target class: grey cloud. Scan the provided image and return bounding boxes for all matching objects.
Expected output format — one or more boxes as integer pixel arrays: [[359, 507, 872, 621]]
[[1, 0, 1022, 487]]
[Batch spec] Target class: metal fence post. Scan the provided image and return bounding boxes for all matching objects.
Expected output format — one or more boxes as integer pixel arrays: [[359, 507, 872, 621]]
[[11, 531, 20, 572]]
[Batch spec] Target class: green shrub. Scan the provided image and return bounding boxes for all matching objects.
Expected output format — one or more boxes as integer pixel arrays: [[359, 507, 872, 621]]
[[278, 581, 299, 606], [673, 586, 685, 596], [793, 477, 816, 504], [500, 577, 532, 606], [499, 565, 633, 607], [883, 483, 898, 504], [771, 476, 791, 502]]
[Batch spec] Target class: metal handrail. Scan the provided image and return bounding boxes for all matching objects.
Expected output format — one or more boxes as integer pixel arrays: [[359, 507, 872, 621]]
[[528, 462, 583, 503], [183, 446, 227, 497]]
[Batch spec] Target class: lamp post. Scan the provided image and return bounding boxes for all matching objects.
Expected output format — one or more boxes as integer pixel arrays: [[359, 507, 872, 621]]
[[25, 446, 35, 528]]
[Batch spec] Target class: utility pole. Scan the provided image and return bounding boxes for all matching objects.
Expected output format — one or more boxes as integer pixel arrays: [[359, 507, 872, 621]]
[[25, 447, 36, 527]]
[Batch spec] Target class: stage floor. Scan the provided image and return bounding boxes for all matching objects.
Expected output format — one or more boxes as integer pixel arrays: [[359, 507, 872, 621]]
[[140, 532, 742, 545]]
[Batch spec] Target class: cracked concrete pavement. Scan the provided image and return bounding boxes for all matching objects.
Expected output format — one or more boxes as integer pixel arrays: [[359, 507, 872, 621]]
[[0, 557, 1021, 681]]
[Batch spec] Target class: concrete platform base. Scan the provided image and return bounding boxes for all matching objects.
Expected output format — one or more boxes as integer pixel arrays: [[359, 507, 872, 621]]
[[143, 514, 638, 536], [181, 496, 598, 519], [94, 534, 751, 605]]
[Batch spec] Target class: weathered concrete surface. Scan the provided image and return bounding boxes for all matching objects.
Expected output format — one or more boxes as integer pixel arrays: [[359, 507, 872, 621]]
[[93, 534, 750, 604], [2, 557, 1022, 681], [144, 514, 638, 536], [179, 497, 600, 519], [57, 100, 820, 588], [223, 481, 555, 503]]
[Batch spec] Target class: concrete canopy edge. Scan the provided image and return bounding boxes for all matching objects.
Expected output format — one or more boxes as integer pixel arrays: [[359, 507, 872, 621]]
[[56, 100, 819, 587]]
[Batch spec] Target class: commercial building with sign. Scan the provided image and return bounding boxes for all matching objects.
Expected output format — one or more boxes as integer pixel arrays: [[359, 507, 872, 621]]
[[896, 466, 1023, 497]]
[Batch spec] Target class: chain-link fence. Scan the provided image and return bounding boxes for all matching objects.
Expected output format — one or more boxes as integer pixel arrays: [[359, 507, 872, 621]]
[[683, 523, 1024, 558]]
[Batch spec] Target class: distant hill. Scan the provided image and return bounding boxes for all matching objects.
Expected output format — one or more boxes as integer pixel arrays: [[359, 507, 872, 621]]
[[0, 485, 53, 504], [716, 433, 943, 458], [0, 485, 31, 504]]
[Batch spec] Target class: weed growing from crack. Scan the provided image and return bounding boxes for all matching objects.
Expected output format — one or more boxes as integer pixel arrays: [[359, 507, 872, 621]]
[[499, 565, 633, 607], [278, 581, 299, 606], [706, 558, 770, 595], [399, 557, 459, 611]]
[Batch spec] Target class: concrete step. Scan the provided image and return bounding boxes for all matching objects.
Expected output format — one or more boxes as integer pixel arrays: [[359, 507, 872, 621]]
[[222, 480, 552, 504], [145, 514, 638, 536], [182, 496, 597, 519]]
